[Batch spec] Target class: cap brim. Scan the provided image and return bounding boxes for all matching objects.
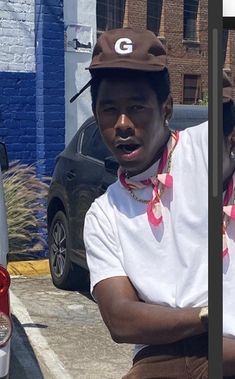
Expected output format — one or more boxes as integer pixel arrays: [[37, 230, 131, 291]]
[[87, 60, 167, 73], [70, 62, 167, 103], [70, 79, 92, 103]]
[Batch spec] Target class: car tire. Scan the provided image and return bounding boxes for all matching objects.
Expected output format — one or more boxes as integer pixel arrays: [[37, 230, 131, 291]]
[[48, 210, 88, 290]]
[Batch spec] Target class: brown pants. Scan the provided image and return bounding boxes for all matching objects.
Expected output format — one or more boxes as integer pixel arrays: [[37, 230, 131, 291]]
[[122, 334, 208, 379]]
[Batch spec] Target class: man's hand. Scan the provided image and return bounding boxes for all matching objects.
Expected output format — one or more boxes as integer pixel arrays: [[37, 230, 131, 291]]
[[94, 276, 206, 345], [223, 337, 235, 376]]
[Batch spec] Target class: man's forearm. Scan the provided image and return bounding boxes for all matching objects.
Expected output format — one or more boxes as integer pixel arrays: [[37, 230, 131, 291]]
[[106, 300, 206, 344], [95, 277, 207, 345], [223, 337, 235, 376]]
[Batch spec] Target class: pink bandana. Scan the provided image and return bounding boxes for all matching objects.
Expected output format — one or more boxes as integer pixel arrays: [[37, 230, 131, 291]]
[[223, 173, 235, 257], [118, 131, 179, 226]]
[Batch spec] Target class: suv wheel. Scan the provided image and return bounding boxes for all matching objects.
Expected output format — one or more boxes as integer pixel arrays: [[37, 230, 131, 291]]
[[48, 210, 88, 290]]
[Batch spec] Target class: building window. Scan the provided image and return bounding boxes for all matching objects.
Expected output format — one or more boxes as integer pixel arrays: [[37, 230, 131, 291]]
[[97, 0, 126, 34], [183, 0, 199, 41], [147, 0, 163, 35], [183, 74, 201, 104]]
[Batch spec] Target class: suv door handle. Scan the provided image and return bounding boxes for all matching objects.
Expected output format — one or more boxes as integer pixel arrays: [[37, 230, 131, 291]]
[[66, 171, 76, 180]]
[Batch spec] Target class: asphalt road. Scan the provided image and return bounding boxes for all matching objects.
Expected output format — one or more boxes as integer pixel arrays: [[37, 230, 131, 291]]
[[9, 275, 133, 379]]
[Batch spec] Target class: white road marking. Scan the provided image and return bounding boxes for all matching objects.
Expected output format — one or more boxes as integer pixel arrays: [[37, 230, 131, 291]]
[[11, 324, 44, 379], [34, 291, 67, 296], [10, 290, 73, 379]]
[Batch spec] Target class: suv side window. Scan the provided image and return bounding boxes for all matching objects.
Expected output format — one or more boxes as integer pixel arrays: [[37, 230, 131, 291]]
[[81, 122, 111, 162]]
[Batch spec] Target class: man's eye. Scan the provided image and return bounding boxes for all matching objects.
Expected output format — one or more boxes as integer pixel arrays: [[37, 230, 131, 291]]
[[131, 105, 145, 111], [103, 107, 116, 112]]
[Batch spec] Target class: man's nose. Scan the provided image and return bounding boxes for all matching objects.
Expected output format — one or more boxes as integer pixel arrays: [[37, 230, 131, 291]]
[[114, 114, 134, 135]]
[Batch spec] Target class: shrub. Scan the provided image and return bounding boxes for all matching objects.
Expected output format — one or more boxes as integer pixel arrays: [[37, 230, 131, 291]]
[[2, 161, 50, 255], [198, 91, 208, 106]]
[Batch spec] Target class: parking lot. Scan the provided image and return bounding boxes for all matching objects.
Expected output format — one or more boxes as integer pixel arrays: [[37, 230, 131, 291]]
[[9, 273, 132, 379]]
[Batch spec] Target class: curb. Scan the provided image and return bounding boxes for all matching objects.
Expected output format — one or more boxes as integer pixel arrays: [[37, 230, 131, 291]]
[[8, 259, 50, 277]]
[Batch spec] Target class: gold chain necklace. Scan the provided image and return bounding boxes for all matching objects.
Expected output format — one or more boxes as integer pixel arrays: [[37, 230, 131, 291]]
[[128, 188, 150, 203]]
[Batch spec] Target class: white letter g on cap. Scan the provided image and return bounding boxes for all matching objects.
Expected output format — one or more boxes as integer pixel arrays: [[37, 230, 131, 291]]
[[114, 38, 133, 55]]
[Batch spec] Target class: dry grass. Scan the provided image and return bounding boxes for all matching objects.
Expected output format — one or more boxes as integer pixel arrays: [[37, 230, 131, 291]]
[[2, 161, 50, 254]]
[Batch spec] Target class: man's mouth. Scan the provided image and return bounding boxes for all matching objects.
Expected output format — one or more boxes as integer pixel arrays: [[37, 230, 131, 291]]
[[116, 143, 141, 154]]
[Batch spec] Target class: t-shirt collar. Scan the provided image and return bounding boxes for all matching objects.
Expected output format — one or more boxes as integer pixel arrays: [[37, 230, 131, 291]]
[[129, 161, 160, 182]]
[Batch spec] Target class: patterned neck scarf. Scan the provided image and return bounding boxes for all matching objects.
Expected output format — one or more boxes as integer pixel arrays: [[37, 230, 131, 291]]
[[118, 131, 179, 226], [223, 173, 235, 257]]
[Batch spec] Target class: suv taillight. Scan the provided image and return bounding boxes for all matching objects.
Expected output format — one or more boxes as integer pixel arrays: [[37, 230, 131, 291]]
[[0, 265, 10, 315], [0, 265, 10, 295], [0, 266, 12, 346]]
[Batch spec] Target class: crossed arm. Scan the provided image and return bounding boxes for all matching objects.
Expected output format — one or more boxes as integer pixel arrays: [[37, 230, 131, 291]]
[[94, 276, 235, 376], [94, 276, 205, 345]]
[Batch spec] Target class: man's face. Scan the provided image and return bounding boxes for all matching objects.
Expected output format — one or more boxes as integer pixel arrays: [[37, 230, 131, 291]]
[[94, 77, 172, 176]]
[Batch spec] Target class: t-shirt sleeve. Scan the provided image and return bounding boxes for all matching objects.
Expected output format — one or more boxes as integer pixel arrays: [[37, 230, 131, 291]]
[[84, 200, 127, 297]]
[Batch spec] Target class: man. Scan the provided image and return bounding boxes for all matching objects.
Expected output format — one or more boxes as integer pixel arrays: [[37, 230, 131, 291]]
[[74, 28, 208, 378], [223, 70, 235, 378]]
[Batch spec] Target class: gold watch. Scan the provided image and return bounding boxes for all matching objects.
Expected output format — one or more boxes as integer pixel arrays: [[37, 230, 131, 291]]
[[199, 306, 208, 331]]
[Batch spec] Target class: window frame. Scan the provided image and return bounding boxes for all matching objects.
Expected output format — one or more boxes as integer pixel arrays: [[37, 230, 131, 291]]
[[78, 121, 112, 163], [96, 0, 126, 35], [146, 0, 163, 36], [183, 0, 200, 42]]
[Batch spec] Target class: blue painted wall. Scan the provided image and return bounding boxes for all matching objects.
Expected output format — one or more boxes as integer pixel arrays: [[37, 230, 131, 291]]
[[0, 72, 36, 163], [35, 0, 65, 177], [0, 0, 65, 177]]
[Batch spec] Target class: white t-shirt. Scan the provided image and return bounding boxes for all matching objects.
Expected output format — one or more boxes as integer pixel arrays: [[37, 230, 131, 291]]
[[84, 122, 208, 355], [223, 189, 235, 338]]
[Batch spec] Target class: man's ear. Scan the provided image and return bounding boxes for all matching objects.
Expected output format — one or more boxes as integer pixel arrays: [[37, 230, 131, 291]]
[[162, 94, 173, 124]]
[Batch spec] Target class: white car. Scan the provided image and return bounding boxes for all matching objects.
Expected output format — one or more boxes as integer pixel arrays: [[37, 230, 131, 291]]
[[0, 143, 12, 379]]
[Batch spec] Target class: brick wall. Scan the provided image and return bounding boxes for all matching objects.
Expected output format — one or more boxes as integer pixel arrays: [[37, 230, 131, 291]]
[[35, 0, 65, 176], [0, 0, 211, 171], [224, 29, 235, 98], [0, 0, 36, 164], [0, 0, 35, 72], [124, 0, 208, 104], [0, 0, 65, 175], [0, 72, 36, 162], [124, 0, 147, 30]]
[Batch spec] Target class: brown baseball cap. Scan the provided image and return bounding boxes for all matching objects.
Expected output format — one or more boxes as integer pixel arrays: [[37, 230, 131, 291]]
[[223, 70, 233, 103], [70, 28, 167, 103]]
